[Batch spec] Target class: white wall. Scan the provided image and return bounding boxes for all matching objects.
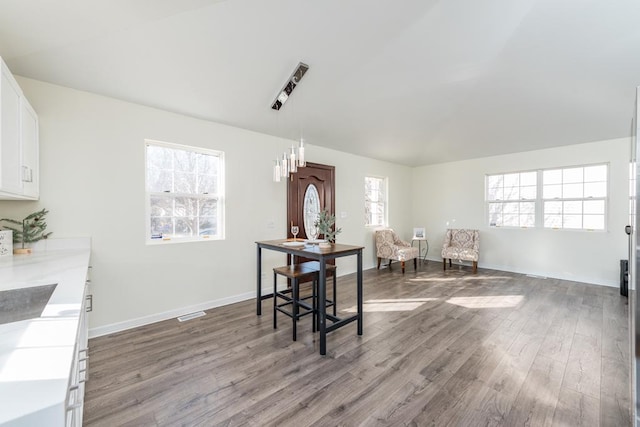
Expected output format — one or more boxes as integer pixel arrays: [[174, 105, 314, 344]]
[[413, 138, 630, 286], [0, 77, 413, 335]]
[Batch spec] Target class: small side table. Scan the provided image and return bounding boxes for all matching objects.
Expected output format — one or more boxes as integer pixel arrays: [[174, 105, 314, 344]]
[[411, 238, 429, 263]]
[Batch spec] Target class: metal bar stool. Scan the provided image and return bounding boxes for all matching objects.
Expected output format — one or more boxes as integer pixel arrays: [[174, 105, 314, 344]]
[[273, 261, 338, 340], [273, 263, 319, 341]]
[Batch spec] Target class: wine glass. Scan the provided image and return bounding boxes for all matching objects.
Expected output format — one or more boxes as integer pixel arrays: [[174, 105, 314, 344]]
[[291, 225, 299, 241]]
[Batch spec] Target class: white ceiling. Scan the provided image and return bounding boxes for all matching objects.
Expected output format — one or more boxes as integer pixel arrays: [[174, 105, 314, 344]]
[[1, 0, 639, 166]]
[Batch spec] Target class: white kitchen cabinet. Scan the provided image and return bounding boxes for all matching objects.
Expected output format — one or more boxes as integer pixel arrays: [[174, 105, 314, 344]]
[[0, 61, 22, 195], [0, 56, 39, 200]]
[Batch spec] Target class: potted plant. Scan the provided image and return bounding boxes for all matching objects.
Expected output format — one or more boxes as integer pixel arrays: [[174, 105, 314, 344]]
[[1, 208, 52, 254], [314, 209, 341, 248]]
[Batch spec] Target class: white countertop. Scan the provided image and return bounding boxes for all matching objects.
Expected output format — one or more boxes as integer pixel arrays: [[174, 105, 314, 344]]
[[0, 240, 91, 426]]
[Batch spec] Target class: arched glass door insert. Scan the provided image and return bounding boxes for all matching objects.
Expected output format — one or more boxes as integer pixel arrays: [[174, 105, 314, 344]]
[[303, 184, 321, 239]]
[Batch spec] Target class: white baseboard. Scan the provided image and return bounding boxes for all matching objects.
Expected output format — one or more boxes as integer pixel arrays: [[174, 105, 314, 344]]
[[89, 287, 273, 338]]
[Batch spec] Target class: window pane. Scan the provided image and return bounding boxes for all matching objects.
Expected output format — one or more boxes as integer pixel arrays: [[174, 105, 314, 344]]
[[545, 215, 562, 228], [503, 213, 519, 227], [583, 215, 604, 230], [487, 175, 503, 200], [520, 186, 536, 200], [563, 215, 582, 229], [563, 183, 583, 198], [563, 168, 583, 183], [521, 214, 535, 227], [175, 172, 196, 193], [199, 199, 217, 217], [563, 201, 582, 215], [544, 201, 562, 215], [151, 217, 172, 236], [148, 168, 173, 192], [198, 174, 216, 194], [197, 153, 218, 175], [174, 197, 197, 217], [150, 195, 172, 217], [365, 177, 387, 226], [174, 217, 197, 237], [583, 200, 604, 215], [520, 172, 536, 186], [584, 182, 606, 198], [543, 184, 562, 199], [584, 165, 606, 182], [503, 202, 519, 214], [504, 185, 519, 200], [199, 217, 216, 236], [147, 145, 173, 169], [520, 202, 535, 214], [504, 173, 519, 187], [543, 170, 562, 184], [174, 149, 196, 172]]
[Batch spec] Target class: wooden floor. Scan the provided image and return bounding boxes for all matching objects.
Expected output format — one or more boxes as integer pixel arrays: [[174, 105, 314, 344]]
[[84, 262, 631, 426]]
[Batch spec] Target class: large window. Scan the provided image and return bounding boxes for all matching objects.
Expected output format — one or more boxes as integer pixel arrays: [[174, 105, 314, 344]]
[[487, 171, 537, 227], [486, 163, 607, 231], [365, 176, 387, 226], [543, 164, 607, 230], [145, 140, 224, 243]]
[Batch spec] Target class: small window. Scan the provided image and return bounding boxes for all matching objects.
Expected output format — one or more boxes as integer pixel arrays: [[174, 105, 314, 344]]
[[486, 171, 537, 227], [543, 164, 607, 230], [365, 176, 387, 226], [145, 140, 224, 244]]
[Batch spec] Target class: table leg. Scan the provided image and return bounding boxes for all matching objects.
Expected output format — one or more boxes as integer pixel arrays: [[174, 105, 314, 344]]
[[319, 261, 327, 355], [357, 250, 363, 335], [257, 245, 262, 315]]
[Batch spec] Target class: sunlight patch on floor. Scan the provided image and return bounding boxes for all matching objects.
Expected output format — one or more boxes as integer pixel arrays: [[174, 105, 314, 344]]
[[343, 298, 437, 312], [445, 295, 524, 308]]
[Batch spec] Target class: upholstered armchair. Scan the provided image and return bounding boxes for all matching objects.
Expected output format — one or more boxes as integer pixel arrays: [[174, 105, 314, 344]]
[[375, 229, 419, 274], [441, 229, 479, 273]]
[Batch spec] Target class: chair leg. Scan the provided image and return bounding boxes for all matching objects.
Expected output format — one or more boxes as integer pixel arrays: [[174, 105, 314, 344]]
[[377, 257, 381, 269], [443, 258, 446, 271], [292, 278, 298, 341], [312, 276, 317, 333], [273, 271, 278, 329], [449, 259, 452, 267], [401, 260, 406, 274], [473, 261, 477, 274], [333, 270, 337, 316], [414, 258, 417, 271]]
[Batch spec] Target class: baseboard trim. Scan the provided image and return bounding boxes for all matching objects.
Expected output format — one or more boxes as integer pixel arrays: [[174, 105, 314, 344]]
[[89, 287, 273, 338]]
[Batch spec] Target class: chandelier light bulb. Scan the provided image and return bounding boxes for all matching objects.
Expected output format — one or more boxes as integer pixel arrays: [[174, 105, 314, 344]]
[[273, 159, 281, 182], [298, 138, 305, 167], [289, 146, 297, 173]]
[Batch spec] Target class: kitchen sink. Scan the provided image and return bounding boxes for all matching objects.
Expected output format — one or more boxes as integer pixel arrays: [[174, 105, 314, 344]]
[[0, 284, 57, 325]]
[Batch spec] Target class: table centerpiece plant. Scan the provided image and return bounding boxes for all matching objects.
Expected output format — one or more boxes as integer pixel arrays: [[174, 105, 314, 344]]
[[314, 209, 341, 248]]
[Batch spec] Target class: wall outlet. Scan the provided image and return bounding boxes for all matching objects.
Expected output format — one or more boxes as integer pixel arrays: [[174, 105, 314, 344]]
[[267, 221, 275, 229], [340, 211, 347, 219]]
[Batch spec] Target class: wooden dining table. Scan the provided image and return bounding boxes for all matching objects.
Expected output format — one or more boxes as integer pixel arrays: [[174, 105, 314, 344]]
[[255, 239, 364, 355]]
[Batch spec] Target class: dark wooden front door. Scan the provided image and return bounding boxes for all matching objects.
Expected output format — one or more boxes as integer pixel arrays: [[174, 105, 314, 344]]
[[287, 162, 335, 240]]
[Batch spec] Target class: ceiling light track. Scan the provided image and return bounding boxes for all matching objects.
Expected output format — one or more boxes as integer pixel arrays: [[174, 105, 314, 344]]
[[271, 62, 309, 110]]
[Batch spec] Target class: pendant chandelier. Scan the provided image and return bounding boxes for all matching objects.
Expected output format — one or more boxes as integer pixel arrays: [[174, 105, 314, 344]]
[[271, 62, 309, 183]]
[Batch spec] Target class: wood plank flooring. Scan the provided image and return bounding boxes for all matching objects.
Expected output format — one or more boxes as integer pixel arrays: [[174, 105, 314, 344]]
[[84, 262, 631, 426]]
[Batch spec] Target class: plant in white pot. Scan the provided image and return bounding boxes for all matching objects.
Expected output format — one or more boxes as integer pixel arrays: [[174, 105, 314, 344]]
[[314, 209, 341, 248], [1, 208, 52, 254]]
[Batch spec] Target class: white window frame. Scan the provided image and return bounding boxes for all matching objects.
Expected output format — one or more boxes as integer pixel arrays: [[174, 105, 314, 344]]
[[485, 163, 608, 231], [365, 176, 388, 227], [145, 139, 225, 245], [486, 170, 537, 228], [542, 163, 608, 231]]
